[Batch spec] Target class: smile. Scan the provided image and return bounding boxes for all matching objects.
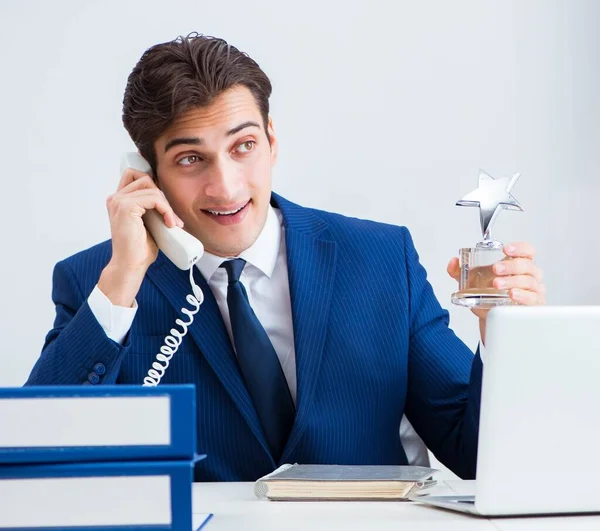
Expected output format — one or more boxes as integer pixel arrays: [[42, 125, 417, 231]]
[[201, 200, 251, 226], [206, 204, 246, 216]]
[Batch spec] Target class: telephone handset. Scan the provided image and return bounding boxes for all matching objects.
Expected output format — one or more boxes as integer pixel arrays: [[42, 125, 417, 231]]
[[119, 152, 204, 270], [120, 152, 206, 386]]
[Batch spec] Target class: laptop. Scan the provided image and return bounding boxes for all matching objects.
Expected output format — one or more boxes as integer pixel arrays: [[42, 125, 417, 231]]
[[412, 306, 600, 516]]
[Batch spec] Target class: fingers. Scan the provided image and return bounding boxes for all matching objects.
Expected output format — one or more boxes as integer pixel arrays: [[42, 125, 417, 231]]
[[494, 251, 544, 303], [494, 274, 539, 292], [494, 245, 545, 305], [110, 173, 184, 228], [107, 189, 183, 228], [129, 190, 182, 228], [119, 175, 157, 194], [504, 242, 535, 260], [493, 258, 543, 283], [117, 167, 151, 192], [510, 287, 545, 306]]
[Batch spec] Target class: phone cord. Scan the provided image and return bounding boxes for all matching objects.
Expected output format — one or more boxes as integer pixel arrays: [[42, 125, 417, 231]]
[[142, 266, 204, 386]]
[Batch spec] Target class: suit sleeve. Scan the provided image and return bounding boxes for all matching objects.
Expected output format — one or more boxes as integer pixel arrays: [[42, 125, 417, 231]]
[[25, 260, 131, 386], [401, 228, 482, 479]]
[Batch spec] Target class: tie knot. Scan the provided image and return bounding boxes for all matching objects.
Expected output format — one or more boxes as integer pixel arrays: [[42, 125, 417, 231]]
[[220, 258, 246, 284]]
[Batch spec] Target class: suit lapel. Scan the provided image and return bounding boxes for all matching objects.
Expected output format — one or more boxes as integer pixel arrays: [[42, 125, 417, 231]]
[[145, 193, 337, 466], [146, 255, 273, 462], [273, 194, 338, 462]]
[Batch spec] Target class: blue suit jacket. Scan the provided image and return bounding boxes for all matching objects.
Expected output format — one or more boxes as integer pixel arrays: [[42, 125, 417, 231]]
[[27, 193, 482, 480]]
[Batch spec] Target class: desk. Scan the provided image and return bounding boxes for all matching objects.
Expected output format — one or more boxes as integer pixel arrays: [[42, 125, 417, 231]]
[[192, 481, 600, 530]]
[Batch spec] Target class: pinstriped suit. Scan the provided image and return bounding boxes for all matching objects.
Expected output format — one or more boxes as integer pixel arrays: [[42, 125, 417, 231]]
[[26, 193, 483, 480]]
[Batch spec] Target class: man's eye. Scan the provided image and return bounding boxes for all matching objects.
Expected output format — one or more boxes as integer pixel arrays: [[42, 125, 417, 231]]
[[236, 141, 255, 153], [178, 155, 202, 166]]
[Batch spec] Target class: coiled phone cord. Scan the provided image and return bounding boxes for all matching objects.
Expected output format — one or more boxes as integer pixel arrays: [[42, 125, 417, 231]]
[[143, 266, 204, 386]]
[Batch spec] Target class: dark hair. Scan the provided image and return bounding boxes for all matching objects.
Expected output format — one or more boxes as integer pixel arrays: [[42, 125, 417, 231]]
[[122, 32, 272, 174]]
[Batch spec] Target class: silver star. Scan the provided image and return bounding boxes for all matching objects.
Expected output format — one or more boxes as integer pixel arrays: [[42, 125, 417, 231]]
[[456, 170, 523, 240]]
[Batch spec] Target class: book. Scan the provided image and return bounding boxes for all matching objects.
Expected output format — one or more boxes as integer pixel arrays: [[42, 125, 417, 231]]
[[0, 456, 208, 530], [254, 464, 437, 501], [0, 385, 196, 464]]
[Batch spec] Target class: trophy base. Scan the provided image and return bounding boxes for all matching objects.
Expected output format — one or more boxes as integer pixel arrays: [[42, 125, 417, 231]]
[[451, 243, 513, 309], [451, 288, 514, 309]]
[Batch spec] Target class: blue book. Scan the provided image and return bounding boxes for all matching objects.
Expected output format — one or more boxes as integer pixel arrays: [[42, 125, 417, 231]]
[[0, 456, 210, 530], [0, 385, 196, 464]]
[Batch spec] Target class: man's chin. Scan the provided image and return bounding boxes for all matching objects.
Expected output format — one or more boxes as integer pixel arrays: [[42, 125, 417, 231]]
[[199, 232, 258, 258]]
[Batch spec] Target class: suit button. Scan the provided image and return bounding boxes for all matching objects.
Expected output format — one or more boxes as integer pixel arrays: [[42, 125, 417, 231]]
[[88, 372, 100, 385], [93, 363, 106, 375]]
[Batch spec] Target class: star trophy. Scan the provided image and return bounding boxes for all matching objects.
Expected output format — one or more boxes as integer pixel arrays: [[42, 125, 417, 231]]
[[451, 169, 524, 309]]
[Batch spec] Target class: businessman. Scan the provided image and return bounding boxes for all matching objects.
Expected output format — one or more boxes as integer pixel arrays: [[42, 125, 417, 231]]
[[26, 33, 545, 481]]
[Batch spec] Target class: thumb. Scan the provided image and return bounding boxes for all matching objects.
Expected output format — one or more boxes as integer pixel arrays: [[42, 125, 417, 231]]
[[447, 257, 460, 281]]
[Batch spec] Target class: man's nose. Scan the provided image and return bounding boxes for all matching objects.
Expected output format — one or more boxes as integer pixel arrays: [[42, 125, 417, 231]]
[[204, 158, 242, 200]]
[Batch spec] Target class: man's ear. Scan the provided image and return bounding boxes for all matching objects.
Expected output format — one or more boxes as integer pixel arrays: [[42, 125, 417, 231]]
[[267, 117, 278, 166]]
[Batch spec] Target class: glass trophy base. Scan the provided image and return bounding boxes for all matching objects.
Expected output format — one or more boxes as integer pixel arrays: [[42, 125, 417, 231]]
[[451, 241, 514, 309], [451, 288, 514, 309]]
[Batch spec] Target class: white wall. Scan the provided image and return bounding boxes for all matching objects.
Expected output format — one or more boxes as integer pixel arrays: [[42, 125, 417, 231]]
[[1, 0, 598, 386]]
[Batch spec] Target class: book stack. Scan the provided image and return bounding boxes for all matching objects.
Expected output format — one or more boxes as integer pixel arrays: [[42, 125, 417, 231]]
[[0, 384, 211, 530]]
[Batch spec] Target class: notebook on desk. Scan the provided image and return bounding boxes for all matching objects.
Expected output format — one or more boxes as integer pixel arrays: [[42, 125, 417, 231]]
[[254, 464, 437, 500], [411, 306, 600, 517]]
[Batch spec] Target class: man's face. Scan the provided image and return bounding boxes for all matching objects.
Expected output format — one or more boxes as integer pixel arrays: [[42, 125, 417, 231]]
[[153, 85, 277, 257]]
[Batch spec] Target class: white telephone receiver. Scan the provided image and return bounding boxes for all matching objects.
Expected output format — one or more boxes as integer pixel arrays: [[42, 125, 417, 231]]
[[120, 152, 206, 387], [119, 152, 204, 270]]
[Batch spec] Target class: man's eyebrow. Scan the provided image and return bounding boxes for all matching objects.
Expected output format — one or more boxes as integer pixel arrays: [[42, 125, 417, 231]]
[[164, 137, 202, 154], [163, 121, 261, 153], [227, 121, 261, 136]]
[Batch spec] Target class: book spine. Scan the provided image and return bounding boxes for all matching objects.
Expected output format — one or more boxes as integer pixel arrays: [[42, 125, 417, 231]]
[[0, 459, 195, 530], [0, 385, 196, 464]]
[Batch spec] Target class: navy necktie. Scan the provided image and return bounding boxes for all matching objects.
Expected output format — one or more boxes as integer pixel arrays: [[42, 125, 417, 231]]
[[220, 258, 295, 460]]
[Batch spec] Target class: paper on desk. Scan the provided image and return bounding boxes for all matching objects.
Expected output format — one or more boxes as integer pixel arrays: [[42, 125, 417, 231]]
[[408, 480, 476, 499]]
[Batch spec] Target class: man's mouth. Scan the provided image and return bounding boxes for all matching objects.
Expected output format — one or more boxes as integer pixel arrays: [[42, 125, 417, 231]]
[[206, 204, 246, 216], [201, 200, 251, 225]]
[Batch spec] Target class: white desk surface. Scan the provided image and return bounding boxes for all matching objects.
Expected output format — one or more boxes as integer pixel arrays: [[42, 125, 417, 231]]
[[192, 480, 600, 531]]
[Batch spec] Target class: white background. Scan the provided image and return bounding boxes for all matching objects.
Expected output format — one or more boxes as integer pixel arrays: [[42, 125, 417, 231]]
[[1, 0, 598, 387]]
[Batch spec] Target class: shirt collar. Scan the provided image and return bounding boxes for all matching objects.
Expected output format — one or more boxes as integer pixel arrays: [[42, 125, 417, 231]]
[[196, 205, 282, 281]]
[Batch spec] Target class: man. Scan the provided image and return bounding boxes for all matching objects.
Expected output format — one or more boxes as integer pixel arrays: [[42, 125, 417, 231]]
[[26, 33, 545, 481]]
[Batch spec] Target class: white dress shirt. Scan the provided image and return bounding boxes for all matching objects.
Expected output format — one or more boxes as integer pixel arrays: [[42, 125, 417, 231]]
[[194, 206, 298, 404], [88, 205, 430, 465]]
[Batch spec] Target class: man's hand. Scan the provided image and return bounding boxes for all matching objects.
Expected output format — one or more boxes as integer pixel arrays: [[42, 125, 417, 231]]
[[447, 242, 546, 343], [98, 168, 184, 307]]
